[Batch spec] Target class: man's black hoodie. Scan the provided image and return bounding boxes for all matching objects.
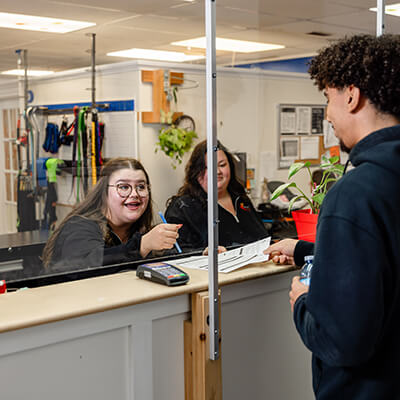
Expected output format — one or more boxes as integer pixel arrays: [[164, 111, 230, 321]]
[[293, 125, 400, 399]]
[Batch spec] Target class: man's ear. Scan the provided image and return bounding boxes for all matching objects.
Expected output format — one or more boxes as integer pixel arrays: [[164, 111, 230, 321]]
[[346, 85, 361, 112]]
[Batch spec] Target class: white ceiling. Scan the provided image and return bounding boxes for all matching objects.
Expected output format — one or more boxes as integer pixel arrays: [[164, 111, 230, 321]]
[[0, 0, 398, 82]]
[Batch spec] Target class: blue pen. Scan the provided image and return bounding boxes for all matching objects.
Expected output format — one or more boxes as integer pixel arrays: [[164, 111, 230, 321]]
[[158, 211, 182, 253]]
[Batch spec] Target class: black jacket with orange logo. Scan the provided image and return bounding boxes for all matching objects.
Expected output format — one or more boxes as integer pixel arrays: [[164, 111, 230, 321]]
[[165, 192, 269, 252]]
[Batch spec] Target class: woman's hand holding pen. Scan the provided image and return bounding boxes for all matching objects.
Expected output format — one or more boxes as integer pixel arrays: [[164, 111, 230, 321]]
[[140, 223, 182, 257]]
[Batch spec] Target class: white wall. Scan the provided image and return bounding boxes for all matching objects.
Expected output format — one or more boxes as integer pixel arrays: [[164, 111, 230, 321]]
[[0, 60, 325, 229], [29, 65, 141, 223], [137, 64, 325, 215], [0, 81, 19, 234]]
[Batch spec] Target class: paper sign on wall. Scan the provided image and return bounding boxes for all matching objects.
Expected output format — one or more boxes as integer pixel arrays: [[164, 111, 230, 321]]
[[300, 137, 319, 159]]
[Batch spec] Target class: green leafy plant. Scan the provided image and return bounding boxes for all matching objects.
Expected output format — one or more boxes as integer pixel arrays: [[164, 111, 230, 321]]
[[155, 110, 197, 169], [270, 155, 344, 214]]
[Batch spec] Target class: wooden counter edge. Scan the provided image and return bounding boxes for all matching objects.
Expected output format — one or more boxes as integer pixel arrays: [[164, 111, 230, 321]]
[[0, 262, 296, 333]]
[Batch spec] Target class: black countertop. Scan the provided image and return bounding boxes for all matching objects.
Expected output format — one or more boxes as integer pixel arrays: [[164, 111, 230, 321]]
[[0, 230, 49, 261]]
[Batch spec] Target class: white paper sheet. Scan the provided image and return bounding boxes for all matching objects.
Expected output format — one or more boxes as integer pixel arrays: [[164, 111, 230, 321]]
[[323, 120, 339, 148], [296, 107, 311, 134], [280, 108, 296, 134], [300, 136, 320, 159], [167, 237, 272, 273]]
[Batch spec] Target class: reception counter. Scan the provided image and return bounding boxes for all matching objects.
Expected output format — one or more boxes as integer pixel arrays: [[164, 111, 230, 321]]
[[0, 261, 313, 399]]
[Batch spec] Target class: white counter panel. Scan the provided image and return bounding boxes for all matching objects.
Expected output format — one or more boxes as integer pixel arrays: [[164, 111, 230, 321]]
[[221, 272, 313, 399], [0, 266, 313, 399]]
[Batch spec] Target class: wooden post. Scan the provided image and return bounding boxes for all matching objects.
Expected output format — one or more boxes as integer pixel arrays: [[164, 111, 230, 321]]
[[184, 291, 222, 400], [184, 320, 194, 400]]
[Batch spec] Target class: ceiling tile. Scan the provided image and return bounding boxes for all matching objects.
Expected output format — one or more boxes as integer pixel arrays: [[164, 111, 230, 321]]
[[216, 0, 362, 19], [314, 9, 400, 34], [0, 0, 397, 79]]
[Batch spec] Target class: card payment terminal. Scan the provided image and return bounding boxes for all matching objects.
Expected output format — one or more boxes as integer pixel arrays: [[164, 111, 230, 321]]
[[136, 262, 189, 286]]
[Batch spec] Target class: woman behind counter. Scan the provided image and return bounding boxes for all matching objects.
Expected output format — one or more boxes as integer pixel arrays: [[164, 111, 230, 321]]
[[165, 140, 268, 252], [43, 157, 181, 270]]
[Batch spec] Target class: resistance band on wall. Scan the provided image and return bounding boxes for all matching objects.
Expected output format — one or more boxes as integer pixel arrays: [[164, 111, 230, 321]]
[[96, 121, 104, 178], [91, 109, 98, 185], [71, 106, 80, 200], [78, 107, 89, 196]]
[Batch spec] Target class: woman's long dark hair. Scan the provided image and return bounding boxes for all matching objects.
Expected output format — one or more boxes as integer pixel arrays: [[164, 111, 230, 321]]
[[42, 157, 153, 267], [167, 140, 246, 206]]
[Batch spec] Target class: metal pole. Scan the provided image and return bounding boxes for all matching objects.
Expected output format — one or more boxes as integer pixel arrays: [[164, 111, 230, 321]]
[[19, 50, 30, 170], [90, 33, 98, 186], [377, 0, 385, 36], [15, 50, 24, 170], [205, 0, 219, 361], [23, 50, 28, 114], [91, 33, 96, 107]]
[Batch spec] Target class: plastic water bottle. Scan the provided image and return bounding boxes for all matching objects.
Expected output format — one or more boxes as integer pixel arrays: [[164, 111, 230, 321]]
[[299, 255, 314, 286]]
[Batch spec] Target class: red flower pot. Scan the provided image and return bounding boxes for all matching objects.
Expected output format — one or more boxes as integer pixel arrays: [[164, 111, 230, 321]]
[[292, 209, 318, 242]]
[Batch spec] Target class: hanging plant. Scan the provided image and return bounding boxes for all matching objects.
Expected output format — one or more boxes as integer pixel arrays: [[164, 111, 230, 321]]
[[155, 110, 197, 169]]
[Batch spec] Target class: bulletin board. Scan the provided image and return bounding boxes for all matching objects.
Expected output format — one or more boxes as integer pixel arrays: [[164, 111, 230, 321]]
[[278, 104, 329, 169]]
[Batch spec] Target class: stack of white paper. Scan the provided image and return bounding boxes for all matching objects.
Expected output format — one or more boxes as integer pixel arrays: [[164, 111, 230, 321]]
[[168, 237, 271, 273]]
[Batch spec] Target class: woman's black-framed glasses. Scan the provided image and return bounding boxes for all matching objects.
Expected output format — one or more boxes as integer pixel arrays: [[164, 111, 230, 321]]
[[108, 183, 150, 198]]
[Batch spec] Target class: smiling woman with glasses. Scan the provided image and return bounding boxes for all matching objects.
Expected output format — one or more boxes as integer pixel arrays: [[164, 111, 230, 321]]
[[108, 182, 150, 198], [42, 157, 181, 271]]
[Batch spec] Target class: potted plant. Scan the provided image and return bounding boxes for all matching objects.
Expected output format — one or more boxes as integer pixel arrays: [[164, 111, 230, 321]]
[[270, 155, 344, 241], [155, 110, 197, 169]]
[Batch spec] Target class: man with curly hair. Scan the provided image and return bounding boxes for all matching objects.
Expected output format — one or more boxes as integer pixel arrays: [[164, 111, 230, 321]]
[[266, 34, 400, 399]]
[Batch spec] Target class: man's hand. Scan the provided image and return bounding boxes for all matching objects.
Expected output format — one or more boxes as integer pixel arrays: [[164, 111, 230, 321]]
[[203, 246, 227, 255], [264, 238, 298, 265], [289, 276, 309, 312]]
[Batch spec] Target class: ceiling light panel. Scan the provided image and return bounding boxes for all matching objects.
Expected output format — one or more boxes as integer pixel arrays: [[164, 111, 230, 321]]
[[0, 12, 95, 33], [370, 3, 400, 17], [171, 37, 285, 52], [1, 69, 55, 77], [107, 48, 204, 62]]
